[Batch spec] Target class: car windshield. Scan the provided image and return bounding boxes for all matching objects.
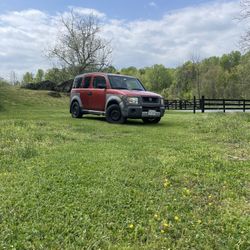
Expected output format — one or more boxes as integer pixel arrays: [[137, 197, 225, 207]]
[[108, 75, 145, 91]]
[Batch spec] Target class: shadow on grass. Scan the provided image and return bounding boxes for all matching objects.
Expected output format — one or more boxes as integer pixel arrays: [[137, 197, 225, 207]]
[[81, 115, 168, 127]]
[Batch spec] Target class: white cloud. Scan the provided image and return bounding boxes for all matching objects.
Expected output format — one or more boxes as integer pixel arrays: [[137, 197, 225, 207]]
[[0, 1, 246, 80], [102, 1, 245, 68], [68, 6, 106, 18], [0, 9, 57, 80]]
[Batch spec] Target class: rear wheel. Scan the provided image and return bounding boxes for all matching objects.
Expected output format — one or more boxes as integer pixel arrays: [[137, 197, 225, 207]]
[[106, 104, 126, 124], [142, 117, 161, 124], [71, 101, 82, 118]]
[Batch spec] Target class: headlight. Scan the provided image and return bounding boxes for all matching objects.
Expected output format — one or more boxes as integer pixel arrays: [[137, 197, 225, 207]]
[[127, 97, 139, 105], [160, 98, 165, 105]]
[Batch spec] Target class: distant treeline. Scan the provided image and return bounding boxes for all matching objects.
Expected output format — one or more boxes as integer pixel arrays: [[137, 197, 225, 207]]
[[21, 50, 250, 99]]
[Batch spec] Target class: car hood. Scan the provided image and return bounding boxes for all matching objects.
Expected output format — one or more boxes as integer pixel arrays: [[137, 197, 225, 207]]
[[108, 89, 162, 98]]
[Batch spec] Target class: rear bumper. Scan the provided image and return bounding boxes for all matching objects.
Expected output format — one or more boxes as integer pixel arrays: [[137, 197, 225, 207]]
[[121, 105, 165, 119]]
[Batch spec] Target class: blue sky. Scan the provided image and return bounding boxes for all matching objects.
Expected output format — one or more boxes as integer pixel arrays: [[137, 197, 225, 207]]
[[0, 0, 246, 80], [0, 0, 210, 20]]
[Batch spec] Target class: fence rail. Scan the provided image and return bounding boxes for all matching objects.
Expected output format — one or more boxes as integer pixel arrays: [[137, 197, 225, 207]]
[[165, 96, 250, 113]]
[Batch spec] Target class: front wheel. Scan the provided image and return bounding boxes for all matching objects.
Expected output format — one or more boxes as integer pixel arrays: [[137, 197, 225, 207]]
[[106, 104, 126, 124], [142, 117, 161, 124], [71, 101, 82, 118]]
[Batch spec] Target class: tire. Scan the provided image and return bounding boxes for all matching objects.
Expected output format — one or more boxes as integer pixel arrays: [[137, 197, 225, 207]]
[[71, 101, 82, 118], [142, 117, 161, 124], [106, 104, 126, 124]]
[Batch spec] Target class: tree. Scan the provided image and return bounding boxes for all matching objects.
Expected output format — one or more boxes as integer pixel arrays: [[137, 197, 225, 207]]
[[220, 51, 241, 72], [48, 11, 112, 75], [200, 65, 225, 98], [102, 65, 117, 73], [174, 62, 194, 99], [240, 0, 250, 51], [22, 72, 34, 84], [44, 68, 71, 84], [190, 53, 202, 99], [145, 64, 173, 92], [34, 69, 44, 82], [120, 66, 138, 76], [10, 71, 19, 85]]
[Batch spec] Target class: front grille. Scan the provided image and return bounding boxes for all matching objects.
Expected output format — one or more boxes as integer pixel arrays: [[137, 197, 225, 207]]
[[142, 97, 160, 104], [142, 107, 160, 112]]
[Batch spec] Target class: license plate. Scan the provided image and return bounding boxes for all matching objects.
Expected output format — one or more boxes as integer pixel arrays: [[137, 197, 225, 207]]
[[148, 110, 157, 116]]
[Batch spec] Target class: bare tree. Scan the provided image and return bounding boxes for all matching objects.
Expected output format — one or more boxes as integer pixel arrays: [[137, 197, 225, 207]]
[[190, 53, 201, 99], [48, 11, 112, 75], [10, 71, 18, 85], [240, 0, 250, 51]]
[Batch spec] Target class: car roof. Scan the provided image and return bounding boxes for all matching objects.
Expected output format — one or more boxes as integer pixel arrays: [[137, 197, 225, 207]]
[[75, 72, 135, 79]]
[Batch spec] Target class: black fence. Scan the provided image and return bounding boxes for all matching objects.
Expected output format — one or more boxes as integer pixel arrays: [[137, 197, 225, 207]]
[[165, 96, 250, 113]]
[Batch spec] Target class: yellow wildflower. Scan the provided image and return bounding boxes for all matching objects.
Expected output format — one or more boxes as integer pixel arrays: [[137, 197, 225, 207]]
[[161, 230, 165, 234], [163, 223, 169, 228], [208, 202, 212, 206], [128, 224, 134, 229], [174, 216, 179, 221], [154, 214, 159, 220], [163, 178, 170, 188], [183, 188, 191, 195], [197, 219, 202, 224]]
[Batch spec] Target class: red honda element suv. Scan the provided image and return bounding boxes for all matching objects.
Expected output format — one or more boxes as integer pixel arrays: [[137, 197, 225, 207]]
[[70, 72, 165, 124]]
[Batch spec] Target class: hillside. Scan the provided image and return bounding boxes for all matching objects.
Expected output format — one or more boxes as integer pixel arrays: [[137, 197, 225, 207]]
[[0, 84, 68, 117], [0, 85, 249, 249]]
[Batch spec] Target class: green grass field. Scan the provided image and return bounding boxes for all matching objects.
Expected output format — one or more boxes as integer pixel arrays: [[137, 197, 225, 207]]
[[0, 84, 249, 249]]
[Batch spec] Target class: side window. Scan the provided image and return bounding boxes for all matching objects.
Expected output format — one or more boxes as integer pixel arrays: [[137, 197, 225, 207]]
[[83, 76, 91, 88], [72, 78, 77, 88], [76, 78, 82, 88], [73, 78, 82, 88], [93, 76, 106, 89]]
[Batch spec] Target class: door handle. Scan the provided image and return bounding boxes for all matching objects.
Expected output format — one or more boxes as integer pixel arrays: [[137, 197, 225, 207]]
[[88, 92, 92, 96]]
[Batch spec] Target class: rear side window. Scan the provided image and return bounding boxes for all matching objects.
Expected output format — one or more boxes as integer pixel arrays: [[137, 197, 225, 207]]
[[93, 76, 106, 89], [83, 76, 91, 88], [73, 77, 82, 88]]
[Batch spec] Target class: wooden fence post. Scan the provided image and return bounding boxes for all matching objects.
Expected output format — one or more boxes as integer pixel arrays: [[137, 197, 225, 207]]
[[179, 100, 182, 110], [223, 99, 226, 113], [165, 100, 169, 110], [193, 96, 196, 114], [201, 96, 205, 113], [243, 100, 246, 112]]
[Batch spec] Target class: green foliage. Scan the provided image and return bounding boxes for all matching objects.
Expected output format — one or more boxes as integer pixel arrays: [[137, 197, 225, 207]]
[[145, 64, 173, 92], [44, 68, 72, 84], [21, 50, 250, 98], [173, 62, 194, 98], [22, 72, 34, 84], [116, 51, 249, 99], [102, 65, 117, 73], [120, 66, 138, 76], [0, 78, 9, 86], [0, 85, 249, 249], [34, 69, 45, 82], [220, 51, 241, 72]]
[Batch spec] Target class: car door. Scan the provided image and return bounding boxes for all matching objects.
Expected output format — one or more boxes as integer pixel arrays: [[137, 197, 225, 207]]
[[88, 76, 107, 111], [80, 76, 92, 110], [72, 76, 83, 104]]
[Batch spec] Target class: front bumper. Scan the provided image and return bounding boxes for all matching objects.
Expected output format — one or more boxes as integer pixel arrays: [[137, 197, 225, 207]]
[[121, 105, 165, 119]]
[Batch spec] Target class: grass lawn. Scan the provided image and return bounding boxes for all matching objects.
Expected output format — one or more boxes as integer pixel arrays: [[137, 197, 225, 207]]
[[0, 84, 249, 249]]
